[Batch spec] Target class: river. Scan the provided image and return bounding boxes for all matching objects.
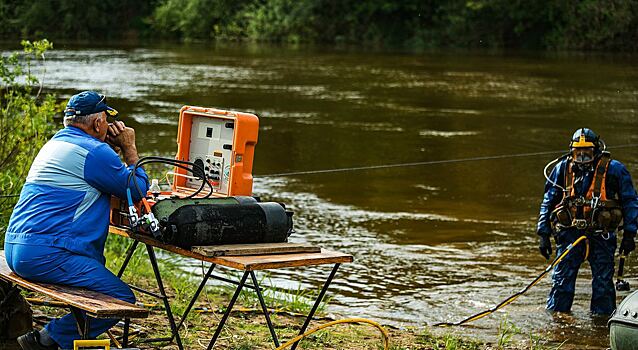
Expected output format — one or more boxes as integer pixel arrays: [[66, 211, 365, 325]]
[[14, 42, 638, 348]]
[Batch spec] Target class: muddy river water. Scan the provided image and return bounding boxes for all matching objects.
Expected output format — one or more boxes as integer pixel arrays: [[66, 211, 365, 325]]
[[14, 42, 638, 348]]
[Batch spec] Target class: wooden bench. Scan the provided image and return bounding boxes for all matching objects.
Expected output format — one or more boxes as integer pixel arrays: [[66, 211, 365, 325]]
[[0, 254, 148, 343]]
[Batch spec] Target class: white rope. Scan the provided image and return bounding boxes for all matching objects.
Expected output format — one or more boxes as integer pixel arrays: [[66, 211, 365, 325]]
[[257, 144, 638, 178]]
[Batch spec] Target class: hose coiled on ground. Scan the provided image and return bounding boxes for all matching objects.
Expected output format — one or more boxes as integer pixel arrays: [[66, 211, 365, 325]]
[[275, 318, 390, 350]]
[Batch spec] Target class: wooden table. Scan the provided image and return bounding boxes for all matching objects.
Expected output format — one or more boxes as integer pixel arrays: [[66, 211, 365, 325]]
[[109, 226, 353, 350]]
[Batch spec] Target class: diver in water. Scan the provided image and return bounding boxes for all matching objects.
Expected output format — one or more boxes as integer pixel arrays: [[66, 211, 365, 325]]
[[537, 128, 638, 315]]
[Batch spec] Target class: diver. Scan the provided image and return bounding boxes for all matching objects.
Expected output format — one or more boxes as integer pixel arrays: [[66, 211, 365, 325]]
[[537, 128, 638, 315]]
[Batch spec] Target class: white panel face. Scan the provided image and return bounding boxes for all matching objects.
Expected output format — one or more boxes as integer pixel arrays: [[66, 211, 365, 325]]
[[186, 115, 235, 194], [198, 123, 221, 140]]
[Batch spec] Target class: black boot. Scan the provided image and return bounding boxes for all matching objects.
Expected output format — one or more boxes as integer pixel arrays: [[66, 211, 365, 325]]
[[16, 330, 58, 350]]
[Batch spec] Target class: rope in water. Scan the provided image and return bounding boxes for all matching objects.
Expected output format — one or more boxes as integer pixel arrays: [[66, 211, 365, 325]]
[[257, 144, 638, 178], [434, 235, 589, 327]]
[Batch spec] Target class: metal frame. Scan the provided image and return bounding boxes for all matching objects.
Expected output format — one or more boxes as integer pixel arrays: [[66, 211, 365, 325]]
[[176, 263, 215, 331], [117, 241, 184, 350], [117, 239, 342, 350], [290, 263, 340, 350], [250, 271, 280, 347], [175, 263, 265, 330], [201, 263, 342, 349], [69, 307, 90, 340]]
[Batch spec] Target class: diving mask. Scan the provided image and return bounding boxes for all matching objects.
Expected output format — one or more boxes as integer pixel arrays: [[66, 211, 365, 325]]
[[572, 147, 595, 164]]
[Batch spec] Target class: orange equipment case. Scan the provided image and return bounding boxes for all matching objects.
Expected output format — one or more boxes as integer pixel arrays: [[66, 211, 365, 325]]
[[173, 105, 259, 197]]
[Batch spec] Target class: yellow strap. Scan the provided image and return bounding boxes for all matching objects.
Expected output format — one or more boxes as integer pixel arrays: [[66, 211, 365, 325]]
[[73, 339, 110, 350]]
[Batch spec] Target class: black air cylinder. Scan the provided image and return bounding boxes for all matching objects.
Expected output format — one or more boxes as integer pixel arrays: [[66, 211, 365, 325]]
[[152, 196, 293, 248]]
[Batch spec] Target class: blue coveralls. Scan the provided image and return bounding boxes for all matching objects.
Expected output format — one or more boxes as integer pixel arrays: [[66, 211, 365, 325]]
[[4, 126, 148, 349], [537, 156, 638, 315]]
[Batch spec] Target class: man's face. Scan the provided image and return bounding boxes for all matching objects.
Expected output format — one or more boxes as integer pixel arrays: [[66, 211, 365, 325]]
[[95, 112, 109, 141], [572, 147, 594, 164]]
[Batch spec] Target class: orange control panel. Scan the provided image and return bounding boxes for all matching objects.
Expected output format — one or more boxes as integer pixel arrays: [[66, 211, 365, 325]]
[[173, 105, 259, 197]]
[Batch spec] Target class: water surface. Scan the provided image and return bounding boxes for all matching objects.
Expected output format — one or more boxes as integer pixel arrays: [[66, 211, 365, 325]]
[[19, 43, 638, 348]]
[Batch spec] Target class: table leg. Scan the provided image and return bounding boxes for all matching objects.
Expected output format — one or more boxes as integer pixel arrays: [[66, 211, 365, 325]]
[[250, 271, 280, 347], [123, 318, 130, 347], [176, 263, 216, 331], [146, 244, 184, 350], [70, 307, 90, 339], [206, 271, 249, 350], [117, 240, 139, 278], [291, 263, 341, 350]]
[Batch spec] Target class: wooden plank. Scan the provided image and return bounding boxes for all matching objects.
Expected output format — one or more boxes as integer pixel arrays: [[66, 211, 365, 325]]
[[109, 225, 354, 271], [213, 250, 354, 271], [0, 255, 147, 319], [192, 243, 321, 257]]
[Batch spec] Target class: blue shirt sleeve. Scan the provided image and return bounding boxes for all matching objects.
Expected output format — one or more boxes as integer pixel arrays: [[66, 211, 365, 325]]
[[84, 143, 149, 202], [537, 160, 565, 236], [609, 160, 638, 235]]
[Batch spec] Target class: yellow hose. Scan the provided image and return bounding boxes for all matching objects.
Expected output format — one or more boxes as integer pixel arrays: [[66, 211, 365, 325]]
[[275, 318, 390, 350], [435, 235, 589, 327]]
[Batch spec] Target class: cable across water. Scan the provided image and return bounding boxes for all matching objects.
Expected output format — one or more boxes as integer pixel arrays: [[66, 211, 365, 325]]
[[257, 143, 638, 178]]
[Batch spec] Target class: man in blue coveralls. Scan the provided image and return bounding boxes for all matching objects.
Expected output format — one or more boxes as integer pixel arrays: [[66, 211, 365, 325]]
[[5, 91, 149, 349], [537, 128, 638, 315]]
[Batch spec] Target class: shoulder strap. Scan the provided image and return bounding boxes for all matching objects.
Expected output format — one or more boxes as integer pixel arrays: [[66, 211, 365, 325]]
[[566, 160, 575, 197], [592, 153, 611, 198]]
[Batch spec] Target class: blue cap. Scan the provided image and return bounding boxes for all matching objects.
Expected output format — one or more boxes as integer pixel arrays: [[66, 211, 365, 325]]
[[64, 91, 119, 118]]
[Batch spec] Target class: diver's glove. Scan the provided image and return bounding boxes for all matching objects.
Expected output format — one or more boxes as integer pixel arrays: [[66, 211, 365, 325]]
[[619, 232, 636, 256], [539, 234, 552, 260]]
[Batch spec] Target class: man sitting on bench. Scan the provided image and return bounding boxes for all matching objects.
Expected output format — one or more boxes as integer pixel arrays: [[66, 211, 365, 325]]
[[4, 91, 149, 350]]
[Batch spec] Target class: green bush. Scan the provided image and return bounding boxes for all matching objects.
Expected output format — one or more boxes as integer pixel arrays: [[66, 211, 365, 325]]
[[152, 0, 253, 40], [0, 39, 59, 240], [3, 0, 638, 50]]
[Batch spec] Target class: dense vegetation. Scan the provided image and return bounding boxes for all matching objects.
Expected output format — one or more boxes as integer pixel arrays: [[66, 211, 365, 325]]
[[0, 40, 59, 239], [1, 0, 637, 50]]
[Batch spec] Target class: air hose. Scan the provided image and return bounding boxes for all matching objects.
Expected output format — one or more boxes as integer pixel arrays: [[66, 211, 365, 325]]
[[435, 235, 589, 327], [274, 318, 390, 350]]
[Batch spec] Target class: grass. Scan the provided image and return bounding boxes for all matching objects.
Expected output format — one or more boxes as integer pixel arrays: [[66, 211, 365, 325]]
[[417, 328, 482, 350], [497, 315, 520, 349], [17, 235, 570, 349]]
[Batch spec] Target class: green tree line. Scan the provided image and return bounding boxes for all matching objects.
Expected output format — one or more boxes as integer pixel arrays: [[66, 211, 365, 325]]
[[1, 0, 638, 50]]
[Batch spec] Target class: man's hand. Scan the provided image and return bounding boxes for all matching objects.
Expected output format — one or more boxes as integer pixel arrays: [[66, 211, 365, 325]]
[[105, 135, 121, 154], [108, 121, 136, 150], [619, 233, 636, 256], [106, 121, 139, 166], [539, 234, 552, 260], [107, 120, 125, 138]]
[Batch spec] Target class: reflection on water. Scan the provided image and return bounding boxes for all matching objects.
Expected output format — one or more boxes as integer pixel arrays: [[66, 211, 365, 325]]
[[16, 43, 638, 348]]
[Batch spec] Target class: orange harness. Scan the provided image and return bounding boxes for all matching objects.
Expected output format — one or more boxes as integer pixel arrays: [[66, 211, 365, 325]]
[[551, 152, 622, 232]]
